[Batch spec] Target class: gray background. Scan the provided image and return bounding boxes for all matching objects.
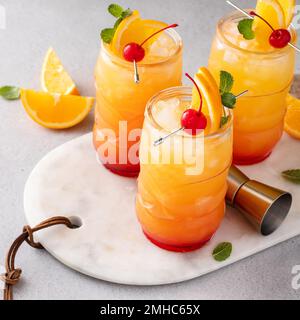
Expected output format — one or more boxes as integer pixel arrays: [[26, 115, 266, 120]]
[[0, 0, 300, 300]]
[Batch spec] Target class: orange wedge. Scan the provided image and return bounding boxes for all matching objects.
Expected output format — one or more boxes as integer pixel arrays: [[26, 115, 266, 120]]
[[191, 67, 223, 134], [284, 94, 300, 139], [41, 47, 79, 95], [21, 89, 94, 129], [278, 0, 295, 27], [253, 0, 286, 49], [111, 10, 168, 57]]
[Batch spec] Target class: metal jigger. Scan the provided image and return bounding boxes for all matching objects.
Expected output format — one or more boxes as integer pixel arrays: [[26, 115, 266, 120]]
[[226, 166, 292, 236]]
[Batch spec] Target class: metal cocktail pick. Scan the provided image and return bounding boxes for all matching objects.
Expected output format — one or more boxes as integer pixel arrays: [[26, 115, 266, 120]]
[[133, 60, 140, 84], [227, 166, 292, 235], [131, 24, 178, 84], [153, 127, 183, 147], [226, 0, 300, 53], [153, 89, 248, 146]]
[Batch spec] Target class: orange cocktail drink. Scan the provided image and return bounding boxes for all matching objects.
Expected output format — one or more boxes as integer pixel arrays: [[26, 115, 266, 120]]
[[136, 68, 233, 252], [208, 1, 296, 165], [93, 10, 182, 177]]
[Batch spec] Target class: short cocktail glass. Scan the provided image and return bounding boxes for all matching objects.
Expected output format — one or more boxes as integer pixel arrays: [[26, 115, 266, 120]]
[[93, 29, 183, 177], [136, 87, 233, 252], [208, 11, 296, 165]]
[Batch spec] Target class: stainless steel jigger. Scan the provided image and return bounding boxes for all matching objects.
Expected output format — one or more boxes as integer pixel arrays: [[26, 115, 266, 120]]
[[226, 166, 292, 236]]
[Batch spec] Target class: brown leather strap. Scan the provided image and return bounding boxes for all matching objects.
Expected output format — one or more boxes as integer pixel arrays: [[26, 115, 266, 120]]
[[0, 216, 74, 300]]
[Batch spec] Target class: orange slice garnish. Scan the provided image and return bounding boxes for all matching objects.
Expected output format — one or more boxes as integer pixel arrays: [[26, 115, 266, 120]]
[[191, 67, 223, 134], [284, 94, 300, 139], [41, 48, 78, 95], [21, 90, 94, 129], [278, 0, 295, 27], [253, 0, 286, 49], [111, 10, 168, 58]]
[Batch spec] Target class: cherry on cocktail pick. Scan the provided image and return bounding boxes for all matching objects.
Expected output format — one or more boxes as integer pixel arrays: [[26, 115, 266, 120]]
[[153, 73, 207, 147], [226, 1, 300, 53], [269, 29, 291, 49], [249, 11, 291, 49], [123, 24, 178, 83], [181, 73, 207, 135], [153, 90, 249, 147], [123, 24, 178, 62]]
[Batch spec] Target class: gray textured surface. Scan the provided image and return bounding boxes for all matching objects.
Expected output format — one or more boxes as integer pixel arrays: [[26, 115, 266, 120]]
[[0, 0, 300, 300]]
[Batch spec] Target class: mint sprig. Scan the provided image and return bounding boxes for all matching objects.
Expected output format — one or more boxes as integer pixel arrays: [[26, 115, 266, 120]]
[[212, 242, 232, 262], [282, 169, 300, 183], [221, 92, 236, 109], [219, 71, 236, 126], [238, 19, 255, 40], [121, 8, 132, 19], [114, 18, 122, 29], [108, 4, 124, 18], [220, 116, 229, 128], [101, 28, 116, 44], [101, 4, 132, 44], [220, 71, 233, 95], [0, 86, 20, 100]]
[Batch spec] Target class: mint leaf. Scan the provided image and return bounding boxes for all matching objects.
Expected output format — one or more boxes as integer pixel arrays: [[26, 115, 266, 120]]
[[114, 17, 122, 29], [101, 28, 115, 44], [212, 242, 232, 262], [113, 10, 132, 31], [220, 71, 234, 95], [100, 5, 132, 43], [282, 169, 300, 183], [121, 8, 132, 19], [0, 86, 20, 100], [108, 4, 124, 18], [238, 19, 255, 40], [221, 92, 236, 109], [220, 115, 229, 127], [219, 71, 237, 108]]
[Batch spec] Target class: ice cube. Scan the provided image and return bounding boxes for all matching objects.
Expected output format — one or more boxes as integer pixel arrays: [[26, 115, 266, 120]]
[[145, 33, 177, 62], [153, 98, 181, 130]]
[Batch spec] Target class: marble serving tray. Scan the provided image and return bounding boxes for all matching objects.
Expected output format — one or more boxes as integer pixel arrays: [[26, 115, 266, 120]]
[[23, 132, 300, 285]]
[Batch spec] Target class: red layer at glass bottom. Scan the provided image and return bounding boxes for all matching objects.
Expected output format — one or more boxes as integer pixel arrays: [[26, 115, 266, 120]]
[[233, 151, 272, 166], [143, 231, 213, 253], [101, 162, 140, 177], [96, 151, 140, 177]]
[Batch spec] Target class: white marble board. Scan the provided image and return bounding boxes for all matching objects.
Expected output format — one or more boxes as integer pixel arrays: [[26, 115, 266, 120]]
[[23, 133, 300, 285]]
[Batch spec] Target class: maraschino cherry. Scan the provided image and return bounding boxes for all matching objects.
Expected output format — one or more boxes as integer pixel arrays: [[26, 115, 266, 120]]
[[269, 29, 291, 49], [123, 23, 178, 62], [250, 11, 291, 49], [181, 73, 207, 135]]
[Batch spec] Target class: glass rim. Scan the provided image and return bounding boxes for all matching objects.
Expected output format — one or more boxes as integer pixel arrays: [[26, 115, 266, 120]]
[[217, 9, 297, 57], [100, 28, 183, 68], [145, 86, 233, 140]]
